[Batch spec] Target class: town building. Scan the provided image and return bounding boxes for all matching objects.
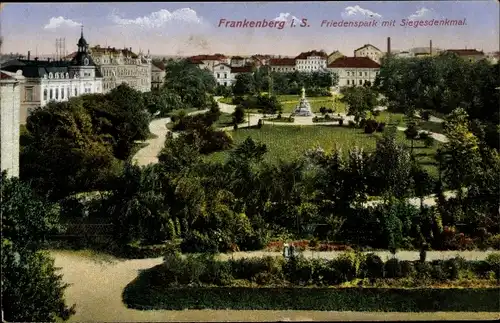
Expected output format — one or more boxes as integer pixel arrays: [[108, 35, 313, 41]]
[[295, 50, 328, 72], [0, 69, 25, 177], [327, 57, 380, 87], [354, 44, 383, 64], [188, 54, 230, 72], [269, 58, 296, 72], [213, 63, 233, 86], [1, 29, 103, 123], [442, 49, 486, 62], [151, 61, 166, 90], [327, 50, 345, 65], [230, 56, 246, 67]]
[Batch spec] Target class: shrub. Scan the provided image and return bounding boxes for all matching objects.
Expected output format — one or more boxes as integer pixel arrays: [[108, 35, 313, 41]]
[[309, 238, 319, 249], [312, 116, 319, 123], [419, 132, 430, 140], [288, 117, 295, 122], [359, 118, 367, 128], [257, 119, 263, 129], [376, 122, 386, 132], [444, 257, 465, 280], [424, 135, 435, 148], [180, 231, 219, 253], [233, 124, 238, 130], [327, 108, 333, 114], [348, 120, 356, 128], [277, 113, 282, 119], [200, 256, 233, 285], [319, 107, 326, 115], [421, 110, 431, 121], [400, 260, 416, 278], [233, 96, 244, 105], [415, 261, 433, 281], [361, 253, 384, 279], [487, 234, 500, 250], [430, 260, 448, 282], [331, 252, 360, 283], [364, 119, 378, 134], [384, 258, 402, 278], [324, 114, 331, 120], [338, 119, 344, 126], [485, 253, 500, 278], [372, 110, 381, 117]]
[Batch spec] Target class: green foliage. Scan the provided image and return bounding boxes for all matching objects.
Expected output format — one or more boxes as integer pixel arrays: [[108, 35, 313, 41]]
[[340, 86, 379, 122], [385, 258, 402, 278], [361, 253, 385, 279], [232, 105, 246, 124]]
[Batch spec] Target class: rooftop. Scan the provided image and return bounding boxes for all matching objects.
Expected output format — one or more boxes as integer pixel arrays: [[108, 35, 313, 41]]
[[354, 44, 382, 52], [327, 56, 381, 68], [231, 66, 253, 73], [295, 50, 328, 59], [444, 49, 485, 56], [269, 58, 296, 66]]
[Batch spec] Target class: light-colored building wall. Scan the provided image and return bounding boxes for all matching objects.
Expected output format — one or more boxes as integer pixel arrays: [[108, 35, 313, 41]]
[[151, 64, 166, 90], [354, 44, 383, 63], [213, 64, 235, 86], [0, 70, 25, 178], [328, 67, 379, 87], [296, 56, 327, 72], [327, 51, 345, 65]]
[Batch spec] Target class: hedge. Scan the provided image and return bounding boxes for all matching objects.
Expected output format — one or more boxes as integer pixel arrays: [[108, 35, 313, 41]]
[[123, 284, 500, 311]]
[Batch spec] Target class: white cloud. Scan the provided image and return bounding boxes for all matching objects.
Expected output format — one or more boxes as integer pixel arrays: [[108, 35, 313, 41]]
[[274, 12, 299, 22], [341, 5, 382, 19], [110, 8, 202, 28], [44, 16, 81, 29], [408, 7, 432, 20]]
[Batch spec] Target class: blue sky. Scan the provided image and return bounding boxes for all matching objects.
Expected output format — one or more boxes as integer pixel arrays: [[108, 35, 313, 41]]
[[1, 1, 498, 56]]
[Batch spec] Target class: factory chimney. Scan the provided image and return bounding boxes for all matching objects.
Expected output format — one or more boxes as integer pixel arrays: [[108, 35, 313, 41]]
[[429, 40, 433, 56], [27, 51, 31, 61], [387, 37, 391, 55]]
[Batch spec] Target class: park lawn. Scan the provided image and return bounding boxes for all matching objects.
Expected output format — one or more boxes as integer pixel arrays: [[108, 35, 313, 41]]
[[276, 95, 346, 114], [213, 112, 235, 128], [207, 125, 441, 177], [218, 97, 234, 104], [375, 111, 406, 126], [419, 120, 444, 134]]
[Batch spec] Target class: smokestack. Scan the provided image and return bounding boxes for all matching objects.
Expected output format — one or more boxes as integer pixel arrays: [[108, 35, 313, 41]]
[[387, 37, 391, 55], [28, 51, 31, 60], [429, 40, 433, 55]]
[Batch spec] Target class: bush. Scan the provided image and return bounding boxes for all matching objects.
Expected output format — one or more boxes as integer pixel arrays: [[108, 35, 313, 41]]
[[364, 119, 378, 134], [326, 108, 333, 114], [359, 118, 367, 128], [384, 258, 402, 278], [415, 261, 433, 281], [180, 231, 219, 253], [421, 110, 431, 121], [372, 110, 381, 117], [400, 260, 416, 278], [277, 113, 282, 119], [312, 116, 319, 123], [338, 119, 344, 126], [319, 107, 326, 115], [361, 253, 384, 279], [376, 122, 386, 132], [487, 234, 500, 250], [348, 120, 356, 128], [324, 114, 331, 120], [233, 96, 244, 105], [200, 256, 233, 286], [485, 253, 500, 278], [257, 119, 263, 129], [424, 135, 435, 147], [445, 257, 464, 280], [330, 252, 360, 283], [288, 117, 295, 122], [430, 260, 448, 281]]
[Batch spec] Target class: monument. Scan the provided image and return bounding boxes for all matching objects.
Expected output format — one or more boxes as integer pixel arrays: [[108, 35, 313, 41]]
[[293, 87, 314, 116]]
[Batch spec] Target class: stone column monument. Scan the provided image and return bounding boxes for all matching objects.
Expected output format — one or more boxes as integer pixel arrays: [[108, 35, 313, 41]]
[[293, 87, 314, 116]]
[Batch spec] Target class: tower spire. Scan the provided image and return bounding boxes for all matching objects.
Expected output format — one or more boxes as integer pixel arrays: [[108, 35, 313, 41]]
[[81, 24, 84, 38]]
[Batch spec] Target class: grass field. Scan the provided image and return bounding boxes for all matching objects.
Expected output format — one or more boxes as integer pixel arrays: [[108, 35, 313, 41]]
[[207, 125, 441, 177]]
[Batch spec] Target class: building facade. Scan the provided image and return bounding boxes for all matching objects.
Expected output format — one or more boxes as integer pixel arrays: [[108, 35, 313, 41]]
[[151, 61, 166, 90], [269, 58, 296, 72], [1, 29, 103, 123], [442, 49, 486, 62], [327, 57, 380, 87], [84, 46, 152, 93], [230, 56, 246, 67], [188, 54, 229, 72], [354, 44, 383, 64], [295, 50, 327, 72], [213, 63, 234, 86], [0, 69, 25, 177]]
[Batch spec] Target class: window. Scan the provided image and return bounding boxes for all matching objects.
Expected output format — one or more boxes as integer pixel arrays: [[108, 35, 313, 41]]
[[75, 88, 78, 96], [55, 88, 59, 99], [50, 89, 53, 99], [359, 72, 362, 76], [217, 73, 220, 78], [359, 79, 362, 85], [347, 71, 350, 76], [61, 87, 65, 99], [365, 72, 368, 76], [347, 80, 350, 85], [67, 87, 70, 98], [224, 82, 227, 86], [224, 73, 227, 79], [43, 89, 48, 101], [25, 87, 34, 102]]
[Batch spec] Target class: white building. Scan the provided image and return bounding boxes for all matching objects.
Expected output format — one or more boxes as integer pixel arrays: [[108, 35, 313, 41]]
[[213, 63, 234, 86], [354, 44, 383, 64], [0, 69, 25, 178], [295, 50, 328, 72], [151, 61, 166, 90], [0, 29, 103, 123], [230, 56, 246, 67], [394, 51, 414, 58], [327, 57, 380, 87]]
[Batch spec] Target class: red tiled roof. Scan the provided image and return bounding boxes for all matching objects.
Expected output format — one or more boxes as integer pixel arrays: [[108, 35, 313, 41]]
[[231, 56, 244, 60], [231, 66, 253, 73], [295, 50, 327, 59], [327, 57, 380, 68], [189, 54, 227, 61], [270, 58, 296, 66], [354, 44, 381, 52], [445, 49, 485, 56]]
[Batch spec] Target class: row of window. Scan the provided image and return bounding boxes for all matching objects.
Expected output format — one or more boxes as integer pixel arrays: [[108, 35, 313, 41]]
[[346, 79, 370, 85], [102, 68, 149, 77], [216, 73, 228, 79], [43, 87, 77, 101], [271, 67, 295, 71]]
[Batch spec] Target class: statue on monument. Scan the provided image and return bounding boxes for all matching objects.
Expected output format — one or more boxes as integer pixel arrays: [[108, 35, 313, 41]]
[[293, 87, 314, 117]]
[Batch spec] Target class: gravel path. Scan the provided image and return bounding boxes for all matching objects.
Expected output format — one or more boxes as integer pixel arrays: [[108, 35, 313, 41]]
[[51, 250, 499, 322]]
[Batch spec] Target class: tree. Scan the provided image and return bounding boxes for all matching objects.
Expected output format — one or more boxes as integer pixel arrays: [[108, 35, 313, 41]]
[[232, 105, 246, 124], [411, 164, 436, 209], [233, 73, 256, 96], [1, 173, 75, 322], [257, 95, 283, 115], [440, 108, 482, 192], [404, 121, 420, 156], [340, 86, 378, 123]]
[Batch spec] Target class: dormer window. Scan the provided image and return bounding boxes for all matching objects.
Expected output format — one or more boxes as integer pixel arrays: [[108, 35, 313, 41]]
[[49, 73, 53, 79], [55, 72, 59, 79], [66, 73, 69, 78]]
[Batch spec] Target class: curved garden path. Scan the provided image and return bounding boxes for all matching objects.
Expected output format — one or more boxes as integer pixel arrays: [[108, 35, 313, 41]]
[[51, 250, 498, 322]]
